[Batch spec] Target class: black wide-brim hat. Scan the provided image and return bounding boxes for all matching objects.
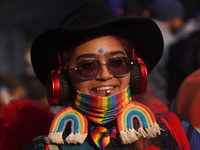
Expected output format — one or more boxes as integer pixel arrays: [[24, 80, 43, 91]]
[[31, 0, 163, 87]]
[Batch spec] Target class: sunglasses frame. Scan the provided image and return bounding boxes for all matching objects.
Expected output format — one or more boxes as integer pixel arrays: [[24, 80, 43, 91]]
[[68, 56, 133, 80]]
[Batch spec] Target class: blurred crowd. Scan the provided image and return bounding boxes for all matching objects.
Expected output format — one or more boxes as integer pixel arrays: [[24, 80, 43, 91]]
[[0, 0, 200, 132], [0, 0, 76, 106], [107, 0, 200, 132]]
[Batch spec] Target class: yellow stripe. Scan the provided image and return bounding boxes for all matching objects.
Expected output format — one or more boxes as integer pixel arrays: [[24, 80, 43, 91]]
[[75, 91, 81, 108], [96, 118, 104, 124], [102, 96, 108, 109]]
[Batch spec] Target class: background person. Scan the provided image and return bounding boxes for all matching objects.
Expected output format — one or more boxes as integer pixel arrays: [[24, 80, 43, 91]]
[[147, 0, 185, 106]]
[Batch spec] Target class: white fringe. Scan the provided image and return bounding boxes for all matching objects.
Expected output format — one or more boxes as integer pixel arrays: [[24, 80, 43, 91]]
[[119, 130, 131, 144], [138, 127, 148, 138], [48, 132, 64, 144], [119, 123, 162, 144], [48, 132, 88, 145], [127, 128, 139, 142], [146, 123, 161, 138], [65, 133, 88, 144], [119, 128, 139, 144]]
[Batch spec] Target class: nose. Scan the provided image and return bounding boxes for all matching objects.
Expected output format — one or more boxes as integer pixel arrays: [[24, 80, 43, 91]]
[[95, 63, 113, 80]]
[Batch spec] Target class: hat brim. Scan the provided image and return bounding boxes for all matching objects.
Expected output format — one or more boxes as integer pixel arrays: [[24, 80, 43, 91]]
[[31, 17, 163, 86]]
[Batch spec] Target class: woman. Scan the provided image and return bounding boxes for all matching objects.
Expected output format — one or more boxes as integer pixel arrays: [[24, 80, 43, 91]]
[[24, 0, 200, 149]]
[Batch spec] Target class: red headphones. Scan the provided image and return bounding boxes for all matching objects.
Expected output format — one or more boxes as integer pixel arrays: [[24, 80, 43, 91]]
[[130, 49, 148, 93], [46, 70, 60, 105], [46, 52, 62, 105], [135, 57, 147, 92]]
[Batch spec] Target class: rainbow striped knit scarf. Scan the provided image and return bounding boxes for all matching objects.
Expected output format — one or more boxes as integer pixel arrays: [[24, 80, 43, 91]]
[[74, 86, 131, 124]]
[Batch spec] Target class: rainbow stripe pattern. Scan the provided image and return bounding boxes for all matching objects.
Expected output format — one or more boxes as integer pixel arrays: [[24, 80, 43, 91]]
[[90, 126, 117, 150], [74, 86, 130, 124], [48, 106, 88, 144], [117, 101, 161, 144]]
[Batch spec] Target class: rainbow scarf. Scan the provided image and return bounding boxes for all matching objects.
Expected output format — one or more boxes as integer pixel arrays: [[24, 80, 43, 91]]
[[74, 86, 131, 124]]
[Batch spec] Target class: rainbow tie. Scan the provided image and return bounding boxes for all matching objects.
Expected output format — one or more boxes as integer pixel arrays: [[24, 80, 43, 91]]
[[90, 126, 118, 150]]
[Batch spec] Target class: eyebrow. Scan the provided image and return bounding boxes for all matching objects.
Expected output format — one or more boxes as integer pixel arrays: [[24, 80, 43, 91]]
[[109, 50, 126, 56], [76, 53, 97, 61], [76, 50, 126, 61]]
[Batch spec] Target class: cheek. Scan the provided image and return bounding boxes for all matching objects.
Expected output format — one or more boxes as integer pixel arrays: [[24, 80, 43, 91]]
[[68, 71, 90, 93], [121, 73, 130, 88], [68, 71, 80, 87]]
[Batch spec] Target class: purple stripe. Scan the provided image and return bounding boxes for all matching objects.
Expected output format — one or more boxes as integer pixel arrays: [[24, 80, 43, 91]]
[[62, 119, 74, 133], [130, 115, 143, 128]]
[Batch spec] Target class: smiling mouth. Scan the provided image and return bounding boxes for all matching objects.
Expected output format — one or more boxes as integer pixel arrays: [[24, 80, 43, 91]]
[[95, 86, 114, 91], [93, 86, 114, 96]]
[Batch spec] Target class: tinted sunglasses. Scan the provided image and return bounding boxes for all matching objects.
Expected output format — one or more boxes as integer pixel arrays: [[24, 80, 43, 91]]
[[68, 56, 133, 80]]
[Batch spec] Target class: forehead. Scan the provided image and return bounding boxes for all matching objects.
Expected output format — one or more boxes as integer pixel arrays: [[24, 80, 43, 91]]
[[72, 36, 127, 58]]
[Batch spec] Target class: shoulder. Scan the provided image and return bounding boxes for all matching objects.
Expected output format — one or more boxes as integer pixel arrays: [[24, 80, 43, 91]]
[[157, 112, 200, 149]]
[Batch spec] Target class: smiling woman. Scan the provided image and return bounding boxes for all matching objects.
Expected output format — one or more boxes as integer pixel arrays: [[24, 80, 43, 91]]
[[23, 0, 200, 150], [67, 36, 130, 96]]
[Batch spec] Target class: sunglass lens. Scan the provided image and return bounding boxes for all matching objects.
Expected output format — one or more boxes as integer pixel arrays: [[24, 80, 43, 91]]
[[77, 60, 100, 79], [108, 57, 130, 77]]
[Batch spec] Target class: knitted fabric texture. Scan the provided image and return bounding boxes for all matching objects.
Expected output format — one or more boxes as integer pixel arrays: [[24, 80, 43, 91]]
[[74, 86, 130, 124]]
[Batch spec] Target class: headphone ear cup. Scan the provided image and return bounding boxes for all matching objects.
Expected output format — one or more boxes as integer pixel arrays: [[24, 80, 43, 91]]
[[130, 58, 148, 94], [130, 60, 141, 94], [46, 70, 60, 105], [46, 70, 75, 106], [58, 74, 75, 106]]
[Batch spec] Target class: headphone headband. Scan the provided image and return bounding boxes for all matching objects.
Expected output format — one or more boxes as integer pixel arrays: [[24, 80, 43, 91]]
[[136, 57, 147, 92]]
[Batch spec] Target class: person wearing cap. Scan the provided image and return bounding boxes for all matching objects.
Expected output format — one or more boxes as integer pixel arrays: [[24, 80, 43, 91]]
[[23, 0, 200, 149]]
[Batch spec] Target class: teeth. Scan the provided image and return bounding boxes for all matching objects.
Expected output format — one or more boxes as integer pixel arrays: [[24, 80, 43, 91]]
[[96, 86, 113, 91]]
